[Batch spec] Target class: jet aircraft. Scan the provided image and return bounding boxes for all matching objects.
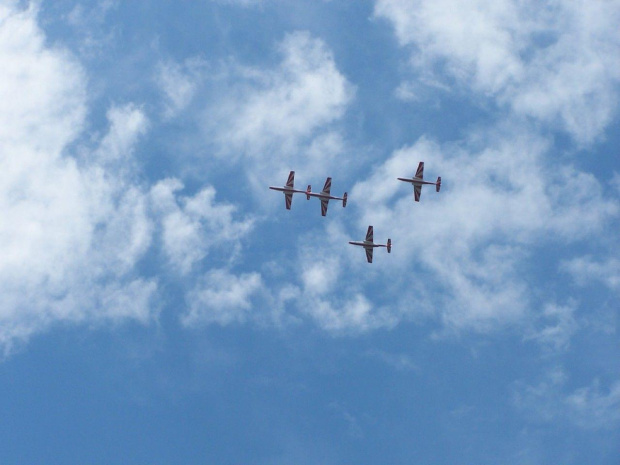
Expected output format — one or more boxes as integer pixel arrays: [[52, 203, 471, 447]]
[[269, 171, 310, 210], [397, 161, 441, 201], [349, 225, 391, 263], [306, 177, 347, 216]]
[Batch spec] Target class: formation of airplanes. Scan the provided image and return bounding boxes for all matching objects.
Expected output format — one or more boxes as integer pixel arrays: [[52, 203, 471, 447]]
[[269, 162, 441, 263]]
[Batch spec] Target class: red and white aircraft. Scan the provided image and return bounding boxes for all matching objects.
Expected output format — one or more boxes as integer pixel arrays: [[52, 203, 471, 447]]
[[349, 226, 391, 263], [397, 161, 441, 202], [269, 171, 310, 210], [306, 177, 347, 216]]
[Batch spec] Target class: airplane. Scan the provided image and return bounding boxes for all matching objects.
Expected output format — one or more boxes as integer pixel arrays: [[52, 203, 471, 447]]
[[397, 161, 441, 201], [348, 225, 391, 263], [306, 177, 347, 216], [269, 171, 310, 210]]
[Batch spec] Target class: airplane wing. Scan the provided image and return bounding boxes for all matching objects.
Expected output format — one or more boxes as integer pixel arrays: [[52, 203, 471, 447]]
[[321, 198, 329, 216], [365, 225, 373, 242], [285, 193, 293, 210], [365, 247, 373, 263], [415, 162, 424, 179], [321, 177, 332, 195], [414, 185, 421, 202], [286, 171, 295, 188]]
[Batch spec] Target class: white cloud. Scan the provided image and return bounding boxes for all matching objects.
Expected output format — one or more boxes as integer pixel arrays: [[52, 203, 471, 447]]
[[611, 172, 620, 193], [348, 126, 618, 333], [252, 115, 620, 335], [0, 122, 158, 353], [394, 78, 450, 103], [304, 293, 378, 333], [0, 2, 86, 154], [67, 0, 119, 27], [375, 0, 620, 142], [209, 0, 265, 5], [514, 369, 620, 429], [376, 0, 527, 90], [365, 349, 419, 372], [182, 269, 263, 326], [150, 178, 254, 274], [151, 32, 355, 215], [65, 1, 119, 57], [300, 252, 341, 296], [156, 58, 206, 118], [94, 104, 149, 165], [206, 31, 355, 180], [513, 367, 569, 422], [291, 223, 400, 333], [565, 379, 620, 429], [525, 302, 579, 352], [249, 121, 617, 337], [0, 4, 157, 354], [561, 256, 620, 290]]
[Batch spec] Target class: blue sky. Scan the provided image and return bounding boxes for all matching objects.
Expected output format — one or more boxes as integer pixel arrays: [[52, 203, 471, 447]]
[[1, 0, 619, 463]]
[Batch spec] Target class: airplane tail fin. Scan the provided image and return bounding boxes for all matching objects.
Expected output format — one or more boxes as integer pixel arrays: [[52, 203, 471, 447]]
[[306, 185, 311, 200], [436, 177, 441, 192], [387, 239, 392, 253], [343, 192, 348, 208]]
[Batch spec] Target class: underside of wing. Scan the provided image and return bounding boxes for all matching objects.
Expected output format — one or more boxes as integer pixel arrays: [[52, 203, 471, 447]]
[[286, 171, 295, 188], [415, 162, 424, 179], [322, 177, 332, 195], [321, 198, 329, 216], [365, 247, 373, 263], [285, 193, 292, 210], [365, 225, 373, 242], [414, 185, 421, 202]]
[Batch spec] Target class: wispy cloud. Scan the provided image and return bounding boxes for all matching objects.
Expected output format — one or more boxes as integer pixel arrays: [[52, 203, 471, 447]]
[[0, 5, 157, 354], [514, 368, 620, 430], [93, 103, 149, 175], [65, 0, 120, 57], [182, 269, 263, 326], [561, 256, 620, 291], [525, 301, 579, 352], [156, 58, 206, 119], [204, 31, 355, 181], [150, 178, 254, 274], [208, 0, 265, 6], [565, 379, 620, 429], [365, 349, 419, 372], [375, 0, 620, 143], [331, 123, 617, 334], [0, 3, 86, 153]]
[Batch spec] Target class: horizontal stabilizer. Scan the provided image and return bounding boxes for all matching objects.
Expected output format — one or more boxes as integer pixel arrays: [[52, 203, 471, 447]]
[[387, 239, 391, 253], [436, 177, 441, 192], [343, 192, 348, 208]]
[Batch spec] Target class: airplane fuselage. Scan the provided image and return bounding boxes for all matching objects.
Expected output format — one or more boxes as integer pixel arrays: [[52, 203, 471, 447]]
[[307, 192, 344, 201], [348, 241, 385, 248], [397, 177, 437, 186], [269, 186, 305, 194]]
